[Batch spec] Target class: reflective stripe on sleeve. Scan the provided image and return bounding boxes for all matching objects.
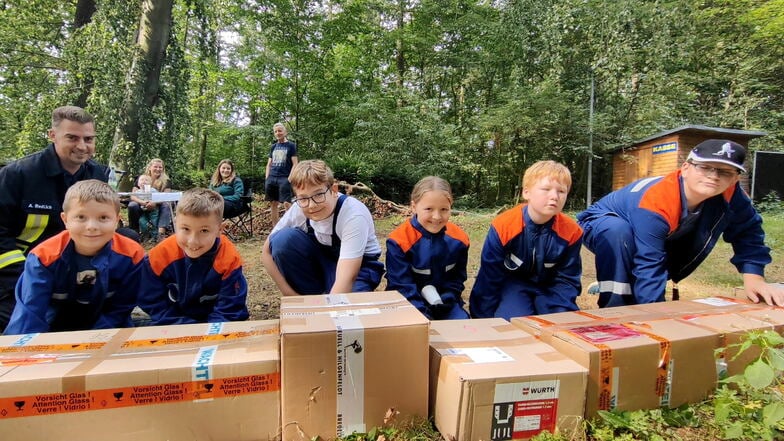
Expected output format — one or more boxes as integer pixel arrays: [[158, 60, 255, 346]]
[[16, 213, 49, 252], [0, 249, 25, 269]]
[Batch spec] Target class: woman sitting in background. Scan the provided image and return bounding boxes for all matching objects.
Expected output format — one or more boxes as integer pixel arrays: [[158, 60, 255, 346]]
[[128, 158, 173, 239], [209, 159, 245, 218]]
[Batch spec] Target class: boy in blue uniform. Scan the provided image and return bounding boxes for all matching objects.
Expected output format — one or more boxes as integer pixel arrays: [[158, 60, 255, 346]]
[[578, 139, 784, 307], [5, 180, 144, 334], [470, 161, 583, 320], [138, 188, 249, 324], [262, 160, 384, 295], [386, 176, 470, 320]]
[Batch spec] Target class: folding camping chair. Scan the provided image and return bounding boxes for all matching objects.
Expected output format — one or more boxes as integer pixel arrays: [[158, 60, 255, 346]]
[[224, 180, 254, 240]]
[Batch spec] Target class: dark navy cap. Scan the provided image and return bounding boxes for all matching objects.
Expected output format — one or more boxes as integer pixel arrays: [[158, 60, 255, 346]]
[[687, 139, 746, 173]]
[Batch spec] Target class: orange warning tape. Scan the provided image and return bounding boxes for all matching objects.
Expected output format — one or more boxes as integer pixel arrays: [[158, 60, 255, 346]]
[[121, 328, 278, 348], [0, 372, 280, 419], [564, 328, 615, 411], [0, 328, 278, 354], [596, 343, 614, 411], [622, 324, 671, 397]]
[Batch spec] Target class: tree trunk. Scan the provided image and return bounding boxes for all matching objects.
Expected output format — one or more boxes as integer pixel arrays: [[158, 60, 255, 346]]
[[110, 0, 174, 187], [73, 0, 97, 108]]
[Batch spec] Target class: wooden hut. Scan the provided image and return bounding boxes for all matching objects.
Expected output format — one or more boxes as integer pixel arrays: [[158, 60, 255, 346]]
[[611, 125, 766, 190]]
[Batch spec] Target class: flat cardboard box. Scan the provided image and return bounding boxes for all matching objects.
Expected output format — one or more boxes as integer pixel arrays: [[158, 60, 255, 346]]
[[0, 321, 281, 441], [429, 318, 587, 441], [511, 297, 759, 342], [511, 306, 651, 341], [546, 318, 719, 418], [279, 291, 429, 441]]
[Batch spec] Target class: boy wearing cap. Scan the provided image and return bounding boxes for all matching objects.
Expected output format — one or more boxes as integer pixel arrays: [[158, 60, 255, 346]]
[[578, 139, 784, 307]]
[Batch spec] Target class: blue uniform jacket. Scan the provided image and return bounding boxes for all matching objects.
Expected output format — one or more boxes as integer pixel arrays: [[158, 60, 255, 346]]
[[577, 170, 770, 303], [5, 231, 144, 334], [385, 216, 470, 317], [470, 204, 583, 318], [139, 235, 249, 325]]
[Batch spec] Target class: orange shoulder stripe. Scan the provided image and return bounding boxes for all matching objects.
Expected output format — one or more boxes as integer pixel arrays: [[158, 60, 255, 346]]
[[445, 222, 470, 247], [111, 233, 145, 264], [552, 213, 583, 246], [213, 235, 243, 280], [490, 205, 524, 246], [148, 235, 184, 276], [387, 221, 421, 253], [638, 172, 682, 234], [32, 231, 72, 267]]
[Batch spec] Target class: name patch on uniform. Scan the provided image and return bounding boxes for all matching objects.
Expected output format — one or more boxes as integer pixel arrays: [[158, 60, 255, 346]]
[[27, 203, 54, 210]]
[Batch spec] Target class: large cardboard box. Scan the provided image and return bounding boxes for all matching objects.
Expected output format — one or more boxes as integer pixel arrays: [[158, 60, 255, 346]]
[[429, 318, 587, 441], [546, 318, 720, 418], [0, 321, 280, 441], [279, 291, 429, 441], [511, 297, 758, 343]]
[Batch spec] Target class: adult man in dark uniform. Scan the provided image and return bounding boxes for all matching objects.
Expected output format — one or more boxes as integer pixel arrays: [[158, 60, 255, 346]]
[[0, 106, 109, 332]]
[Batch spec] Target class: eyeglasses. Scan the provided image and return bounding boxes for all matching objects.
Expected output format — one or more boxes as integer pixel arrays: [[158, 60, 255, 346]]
[[292, 188, 330, 207], [688, 162, 740, 179]]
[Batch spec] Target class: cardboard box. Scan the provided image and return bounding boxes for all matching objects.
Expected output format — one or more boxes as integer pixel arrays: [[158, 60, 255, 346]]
[[511, 306, 651, 341], [429, 318, 587, 441], [511, 297, 759, 342], [0, 321, 281, 441], [279, 291, 429, 441], [677, 309, 783, 377], [546, 318, 719, 418]]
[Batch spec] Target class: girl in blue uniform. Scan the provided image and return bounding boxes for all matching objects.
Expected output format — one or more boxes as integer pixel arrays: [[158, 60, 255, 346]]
[[385, 176, 470, 320]]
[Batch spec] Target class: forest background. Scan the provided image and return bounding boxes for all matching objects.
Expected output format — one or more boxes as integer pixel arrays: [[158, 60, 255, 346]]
[[0, 0, 782, 207]]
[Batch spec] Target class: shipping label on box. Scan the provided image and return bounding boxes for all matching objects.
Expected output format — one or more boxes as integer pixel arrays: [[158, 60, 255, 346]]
[[0, 320, 281, 441], [280, 291, 429, 441], [429, 319, 587, 441]]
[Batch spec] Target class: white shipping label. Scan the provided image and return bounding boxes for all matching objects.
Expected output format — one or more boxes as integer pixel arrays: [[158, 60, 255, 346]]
[[692, 297, 738, 307], [334, 315, 365, 437], [441, 347, 514, 363]]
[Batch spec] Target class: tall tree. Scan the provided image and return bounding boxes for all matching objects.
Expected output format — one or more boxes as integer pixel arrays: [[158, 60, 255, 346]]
[[110, 0, 174, 179]]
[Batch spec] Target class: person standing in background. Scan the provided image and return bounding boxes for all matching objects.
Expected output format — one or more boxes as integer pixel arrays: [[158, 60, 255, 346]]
[[265, 122, 298, 226], [0, 106, 109, 332]]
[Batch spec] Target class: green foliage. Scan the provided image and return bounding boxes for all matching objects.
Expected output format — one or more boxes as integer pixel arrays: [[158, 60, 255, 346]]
[[588, 406, 699, 441], [2, 0, 784, 207], [713, 330, 784, 440], [756, 191, 784, 214], [330, 416, 442, 441]]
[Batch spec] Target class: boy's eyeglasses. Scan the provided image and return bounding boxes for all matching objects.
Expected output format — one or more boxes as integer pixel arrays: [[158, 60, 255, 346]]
[[292, 188, 330, 207], [688, 161, 740, 179]]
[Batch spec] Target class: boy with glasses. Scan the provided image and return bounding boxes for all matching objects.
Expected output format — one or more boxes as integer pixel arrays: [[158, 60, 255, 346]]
[[578, 139, 784, 307], [261, 160, 384, 295]]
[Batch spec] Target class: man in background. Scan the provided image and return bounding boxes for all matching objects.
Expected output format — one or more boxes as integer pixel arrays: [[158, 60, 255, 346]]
[[265, 122, 298, 226]]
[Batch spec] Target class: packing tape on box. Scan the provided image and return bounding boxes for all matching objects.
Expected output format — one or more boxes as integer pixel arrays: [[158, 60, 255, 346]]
[[63, 328, 137, 393], [0, 372, 280, 419], [430, 336, 539, 350], [0, 325, 279, 355], [563, 328, 618, 411], [620, 323, 672, 407], [334, 314, 366, 437]]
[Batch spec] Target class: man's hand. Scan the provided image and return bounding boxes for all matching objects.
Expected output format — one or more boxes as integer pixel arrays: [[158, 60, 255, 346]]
[[743, 273, 784, 307]]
